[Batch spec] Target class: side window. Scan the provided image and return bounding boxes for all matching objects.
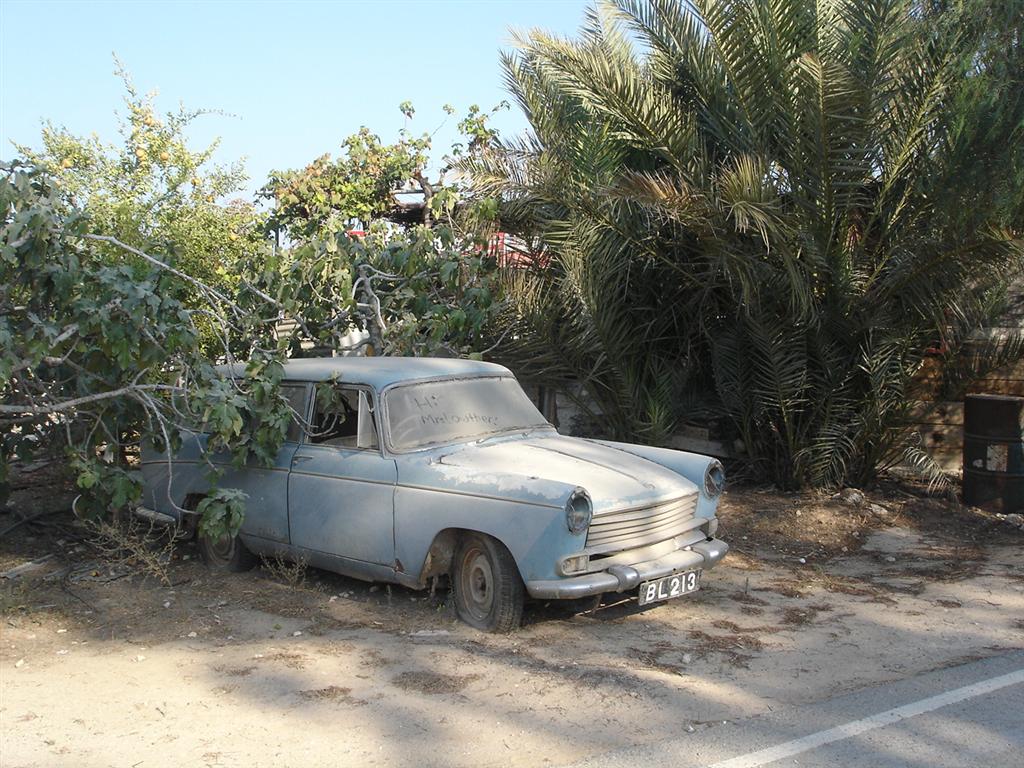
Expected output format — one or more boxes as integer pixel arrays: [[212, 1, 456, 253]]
[[308, 385, 378, 450], [280, 384, 308, 443]]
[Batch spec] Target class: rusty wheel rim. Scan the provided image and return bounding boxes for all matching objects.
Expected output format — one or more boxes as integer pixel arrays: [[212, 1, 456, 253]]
[[460, 546, 494, 621], [206, 533, 235, 564]]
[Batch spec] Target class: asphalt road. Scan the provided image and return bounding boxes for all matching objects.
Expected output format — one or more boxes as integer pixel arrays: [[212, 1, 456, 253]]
[[563, 651, 1024, 768]]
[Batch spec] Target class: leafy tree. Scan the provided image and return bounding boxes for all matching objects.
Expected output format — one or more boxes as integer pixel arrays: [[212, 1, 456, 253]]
[[2, 53, 513, 548], [929, 0, 1024, 233], [238, 224, 501, 359], [467, 0, 1024, 489], [261, 102, 508, 240], [15, 64, 263, 303], [261, 126, 428, 240], [1, 162, 501, 533], [0, 161, 290, 528], [255, 102, 509, 361]]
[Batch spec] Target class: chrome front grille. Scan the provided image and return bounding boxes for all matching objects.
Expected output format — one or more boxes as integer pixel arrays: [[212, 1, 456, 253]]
[[585, 493, 699, 555]]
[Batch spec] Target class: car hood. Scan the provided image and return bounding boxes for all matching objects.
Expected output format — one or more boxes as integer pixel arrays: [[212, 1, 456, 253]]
[[430, 433, 697, 512]]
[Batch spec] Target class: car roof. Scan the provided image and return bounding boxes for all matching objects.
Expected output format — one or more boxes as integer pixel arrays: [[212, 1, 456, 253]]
[[219, 356, 513, 389]]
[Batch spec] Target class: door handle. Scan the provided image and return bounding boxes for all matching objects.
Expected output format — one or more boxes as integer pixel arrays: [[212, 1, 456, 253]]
[[292, 455, 314, 465]]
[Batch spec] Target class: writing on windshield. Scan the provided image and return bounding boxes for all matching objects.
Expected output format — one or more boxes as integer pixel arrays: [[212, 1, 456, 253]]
[[386, 376, 549, 451]]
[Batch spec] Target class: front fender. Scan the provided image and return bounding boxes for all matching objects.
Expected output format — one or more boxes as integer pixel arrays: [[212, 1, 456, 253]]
[[393, 487, 580, 586]]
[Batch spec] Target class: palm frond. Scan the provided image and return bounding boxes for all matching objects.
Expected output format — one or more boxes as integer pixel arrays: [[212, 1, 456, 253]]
[[467, 0, 1024, 489]]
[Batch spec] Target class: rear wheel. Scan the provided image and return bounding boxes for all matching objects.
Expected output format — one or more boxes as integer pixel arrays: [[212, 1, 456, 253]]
[[198, 531, 257, 572], [452, 533, 524, 633]]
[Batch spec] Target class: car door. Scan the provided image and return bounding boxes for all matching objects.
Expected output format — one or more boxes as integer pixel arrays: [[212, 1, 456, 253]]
[[287, 384, 398, 567], [214, 382, 308, 545]]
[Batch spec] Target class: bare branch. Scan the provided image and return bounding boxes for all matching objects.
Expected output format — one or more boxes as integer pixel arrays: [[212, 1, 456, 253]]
[[0, 384, 181, 415]]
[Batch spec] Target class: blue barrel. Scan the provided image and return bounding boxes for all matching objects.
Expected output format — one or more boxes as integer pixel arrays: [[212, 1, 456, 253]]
[[963, 394, 1024, 512]]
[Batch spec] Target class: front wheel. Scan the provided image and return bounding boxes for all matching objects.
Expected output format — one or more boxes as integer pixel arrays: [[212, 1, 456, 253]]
[[452, 534, 525, 633], [198, 531, 257, 572]]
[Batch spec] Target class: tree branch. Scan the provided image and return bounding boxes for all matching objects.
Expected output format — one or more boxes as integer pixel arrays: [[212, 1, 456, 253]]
[[0, 384, 181, 415], [80, 233, 285, 313]]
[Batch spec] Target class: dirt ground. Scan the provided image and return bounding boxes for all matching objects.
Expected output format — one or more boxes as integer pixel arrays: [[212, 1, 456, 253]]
[[2, 468, 1023, 768]]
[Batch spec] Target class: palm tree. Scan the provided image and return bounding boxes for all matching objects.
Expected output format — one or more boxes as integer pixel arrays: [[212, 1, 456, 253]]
[[467, 0, 1023, 489]]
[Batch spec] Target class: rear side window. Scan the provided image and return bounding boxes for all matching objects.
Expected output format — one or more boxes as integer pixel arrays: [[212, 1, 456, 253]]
[[195, 383, 307, 442], [280, 384, 308, 443]]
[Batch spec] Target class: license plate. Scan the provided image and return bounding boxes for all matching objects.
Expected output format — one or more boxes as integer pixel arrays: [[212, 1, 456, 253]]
[[638, 570, 701, 606]]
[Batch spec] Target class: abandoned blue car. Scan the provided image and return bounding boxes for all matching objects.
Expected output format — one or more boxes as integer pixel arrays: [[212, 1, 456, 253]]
[[140, 357, 728, 631]]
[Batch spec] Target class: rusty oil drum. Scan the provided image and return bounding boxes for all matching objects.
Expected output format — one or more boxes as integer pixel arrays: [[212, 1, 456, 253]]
[[963, 394, 1024, 512]]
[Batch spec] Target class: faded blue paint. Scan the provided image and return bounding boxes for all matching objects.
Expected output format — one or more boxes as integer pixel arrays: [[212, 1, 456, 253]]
[[288, 443, 398, 565], [591, 440, 722, 518], [140, 357, 728, 600], [393, 440, 588, 584], [141, 431, 299, 542], [394, 482, 577, 583], [219, 357, 511, 391], [436, 434, 699, 512], [140, 432, 209, 518], [216, 441, 298, 543]]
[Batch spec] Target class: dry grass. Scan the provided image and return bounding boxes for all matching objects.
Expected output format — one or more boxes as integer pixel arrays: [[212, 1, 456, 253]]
[[391, 670, 478, 695], [260, 651, 307, 670], [360, 648, 396, 668], [259, 552, 308, 588], [297, 685, 366, 705], [897, 558, 985, 582], [800, 569, 899, 604], [729, 591, 770, 606], [630, 645, 691, 676], [711, 619, 782, 635], [687, 629, 766, 667], [755, 579, 810, 599], [779, 605, 828, 626], [212, 664, 255, 677], [719, 481, 1018, 569], [83, 513, 183, 586]]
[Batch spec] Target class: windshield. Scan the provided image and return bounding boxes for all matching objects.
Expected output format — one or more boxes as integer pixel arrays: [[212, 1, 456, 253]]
[[385, 376, 551, 451]]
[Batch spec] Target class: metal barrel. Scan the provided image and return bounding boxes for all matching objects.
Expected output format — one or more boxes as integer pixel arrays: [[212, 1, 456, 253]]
[[963, 394, 1024, 512]]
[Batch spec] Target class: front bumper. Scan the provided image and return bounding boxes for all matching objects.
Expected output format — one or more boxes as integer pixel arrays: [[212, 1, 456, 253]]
[[525, 538, 728, 600]]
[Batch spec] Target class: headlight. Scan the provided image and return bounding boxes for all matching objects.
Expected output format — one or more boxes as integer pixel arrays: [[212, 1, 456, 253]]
[[565, 488, 592, 535], [704, 460, 726, 498]]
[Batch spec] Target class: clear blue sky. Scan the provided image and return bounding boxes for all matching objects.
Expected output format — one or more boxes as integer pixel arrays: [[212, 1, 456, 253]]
[[0, 0, 590, 194]]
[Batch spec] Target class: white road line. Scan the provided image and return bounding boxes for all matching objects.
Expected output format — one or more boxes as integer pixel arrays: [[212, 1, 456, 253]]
[[708, 668, 1024, 768]]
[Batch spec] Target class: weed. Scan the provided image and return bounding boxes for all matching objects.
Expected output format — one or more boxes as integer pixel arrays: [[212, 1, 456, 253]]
[[83, 512, 181, 586], [259, 552, 308, 588]]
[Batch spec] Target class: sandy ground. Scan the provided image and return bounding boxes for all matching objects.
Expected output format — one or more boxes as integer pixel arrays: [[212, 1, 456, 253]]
[[2, 479, 1023, 768]]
